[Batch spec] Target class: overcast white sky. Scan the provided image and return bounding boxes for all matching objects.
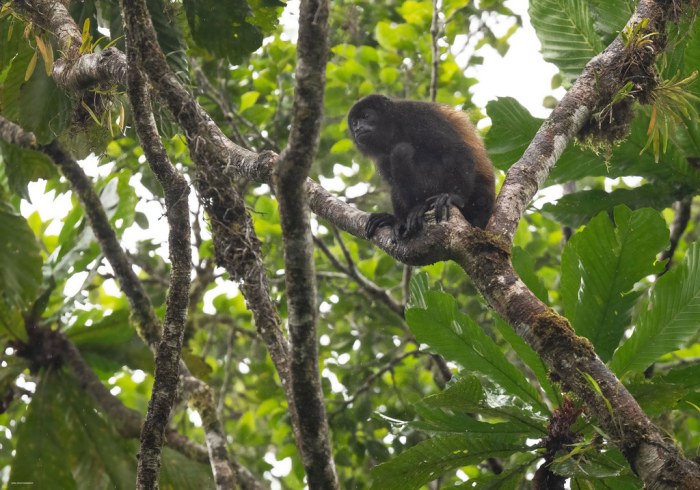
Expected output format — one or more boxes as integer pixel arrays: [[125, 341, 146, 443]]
[[468, 0, 564, 117]]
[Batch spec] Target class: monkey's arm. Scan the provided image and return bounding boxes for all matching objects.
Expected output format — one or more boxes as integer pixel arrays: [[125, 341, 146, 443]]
[[395, 144, 473, 236]]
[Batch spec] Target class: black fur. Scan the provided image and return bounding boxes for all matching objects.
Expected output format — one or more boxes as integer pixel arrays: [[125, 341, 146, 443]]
[[348, 94, 495, 239]]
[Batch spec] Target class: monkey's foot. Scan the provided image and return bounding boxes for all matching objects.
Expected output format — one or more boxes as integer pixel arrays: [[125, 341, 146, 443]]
[[404, 203, 430, 237], [426, 194, 465, 223], [365, 212, 398, 238]]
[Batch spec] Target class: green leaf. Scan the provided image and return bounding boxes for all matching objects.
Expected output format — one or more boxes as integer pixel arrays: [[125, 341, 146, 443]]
[[0, 36, 72, 144], [406, 289, 547, 413], [661, 364, 700, 390], [412, 402, 538, 435], [375, 21, 419, 52], [609, 116, 700, 188], [183, 0, 275, 63], [10, 370, 213, 488], [625, 377, 687, 416], [0, 140, 57, 201], [512, 247, 549, 304], [561, 207, 668, 361], [590, 0, 634, 42], [424, 376, 547, 434], [484, 97, 540, 171], [493, 316, 560, 409], [542, 185, 682, 228], [68, 310, 154, 373], [370, 434, 525, 490], [330, 138, 353, 154], [424, 375, 484, 409], [529, 0, 604, 83], [10, 372, 132, 488], [0, 204, 42, 310], [379, 67, 400, 85], [484, 97, 605, 182], [398, 1, 433, 27], [552, 448, 635, 481], [611, 240, 700, 374], [240, 91, 260, 112]]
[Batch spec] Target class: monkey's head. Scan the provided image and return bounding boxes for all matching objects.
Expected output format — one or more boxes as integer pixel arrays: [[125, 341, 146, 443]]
[[348, 94, 396, 156]]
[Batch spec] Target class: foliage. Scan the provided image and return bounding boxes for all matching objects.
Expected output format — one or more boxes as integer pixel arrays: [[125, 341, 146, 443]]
[[0, 0, 699, 489]]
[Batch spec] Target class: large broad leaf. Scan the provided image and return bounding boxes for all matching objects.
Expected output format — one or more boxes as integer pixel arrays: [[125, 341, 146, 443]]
[[611, 240, 700, 375], [684, 17, 700, 95], [561, 207, 668, 361], [0, 141, 58, 201], [68, 309, 154, 374], [590, 0, 634, 43], [625, 377, 688, 416], [609, 116, 700, 188], [484, 97, 540, 171], [485, 99, 700, 191], [10, 370, 214, 489], [0, 20, 72, 144], [369, 433, 525, 490], [423, 376, 548, 434], [0, 204, 42, 310], [553, 448, 639, 485], [542, 185, 684, 228], [492, 316, 561, 408], [529, 0, 604, 83], [512, 247, 549, 304], [182, 0, 284, 63], [10, 372, 133, 489], [412, 402, 536, 436], [406, 278, 547, 413]]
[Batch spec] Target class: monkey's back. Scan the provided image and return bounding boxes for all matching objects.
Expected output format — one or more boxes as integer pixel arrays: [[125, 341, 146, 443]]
[[392, 100, 496, 228]]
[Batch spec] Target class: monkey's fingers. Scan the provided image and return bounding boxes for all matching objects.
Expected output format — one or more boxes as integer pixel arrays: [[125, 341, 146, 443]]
[[392, 223, 408, 242], [426, 194, 465, 223], [404, 204, 428, 237], [365, 212, 397, 238]]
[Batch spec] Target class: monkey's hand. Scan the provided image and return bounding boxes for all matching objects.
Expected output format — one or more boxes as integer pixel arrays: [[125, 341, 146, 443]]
[[426, 193, 466, 223], [366, 212, 399, 239]]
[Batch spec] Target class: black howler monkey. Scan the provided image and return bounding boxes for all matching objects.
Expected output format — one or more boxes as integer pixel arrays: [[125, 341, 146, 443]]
[[348, 94, 495, 239]]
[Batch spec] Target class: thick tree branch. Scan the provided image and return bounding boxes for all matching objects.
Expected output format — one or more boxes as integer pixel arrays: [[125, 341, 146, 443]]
[[121, 22, 213, 489], [273, 1, 338, 488]]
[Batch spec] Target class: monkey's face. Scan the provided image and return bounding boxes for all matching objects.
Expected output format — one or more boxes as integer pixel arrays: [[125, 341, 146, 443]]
[[348, 96, 395, 156], [349, 108, 379, 145]]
